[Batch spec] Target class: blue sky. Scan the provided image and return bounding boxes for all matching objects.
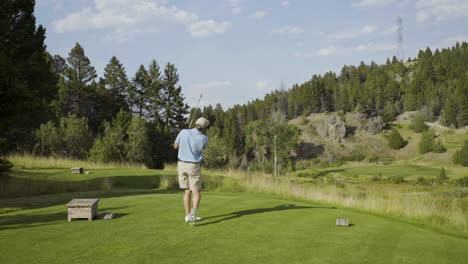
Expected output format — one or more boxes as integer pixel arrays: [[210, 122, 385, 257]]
[[36, 0, 468, 108]]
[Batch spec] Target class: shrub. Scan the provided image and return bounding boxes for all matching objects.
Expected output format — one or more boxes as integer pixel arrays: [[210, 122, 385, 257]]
[[89, 122, 125, 163], [416, 177, 426, 185], [126, 116, 150, 164], [418, 129, 435, 154], [341, 152, 365, 162], [335, 181, 345, 188], [388, 129, 405, 149], [389, 175, 405, 184], [34, 121, 60, 156], [455, 176, 468, 187], [438, 167, 448, 182], [433, 141, 446, 153], [369, 156, 380, 163], [411, 114, 427, 133], [34, 115, 92, 159], [371, 176, 381, 182], [0, 158, 13, 178]]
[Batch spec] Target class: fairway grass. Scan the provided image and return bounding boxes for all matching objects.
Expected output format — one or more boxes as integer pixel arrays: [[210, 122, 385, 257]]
[[1, 192, 467, 264]]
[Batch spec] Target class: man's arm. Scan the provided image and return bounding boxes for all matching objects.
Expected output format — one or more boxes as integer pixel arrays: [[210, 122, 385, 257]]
[[174, 130, 183, 150]]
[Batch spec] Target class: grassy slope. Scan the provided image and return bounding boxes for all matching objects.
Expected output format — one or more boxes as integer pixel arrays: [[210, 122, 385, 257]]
[[291, 112, 468, 178], [1, 192, 467, 264]]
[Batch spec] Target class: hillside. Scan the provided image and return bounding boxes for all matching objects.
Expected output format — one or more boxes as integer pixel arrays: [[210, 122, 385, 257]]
[[291, 111, 468, 168]]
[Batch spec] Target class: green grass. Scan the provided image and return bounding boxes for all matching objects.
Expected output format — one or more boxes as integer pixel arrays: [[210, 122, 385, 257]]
[[1, 192, 467, 264], [1, 156, 467, 262]]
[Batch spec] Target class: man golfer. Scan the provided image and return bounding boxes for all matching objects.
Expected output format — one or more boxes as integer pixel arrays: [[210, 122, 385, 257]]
[[174, 117, 209, 224]]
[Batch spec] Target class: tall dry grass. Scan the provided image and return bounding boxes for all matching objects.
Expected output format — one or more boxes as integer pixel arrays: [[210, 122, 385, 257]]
[[6, 153, 146, 169]]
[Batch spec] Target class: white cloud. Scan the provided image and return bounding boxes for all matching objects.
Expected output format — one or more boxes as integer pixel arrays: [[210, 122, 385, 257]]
[[256, 80, 269, 91], [416, 0, 468, 23], [352, 0, 398, 7], [281, 1, 290, 7], [316, 46, 338, 57], [272, 26, 304, 35], [53, 0, 230, 39], [229, 0, 242, 14], [190, 81, 232, 90], [331, 25, 377, 40], [294, 42, 396, 58], [189, 20, 231, 37], [383, 25, 398, 35], [249, 10, 268, 19]]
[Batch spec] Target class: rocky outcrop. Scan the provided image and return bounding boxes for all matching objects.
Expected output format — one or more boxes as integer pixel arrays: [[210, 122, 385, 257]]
[[366, 116, 384, 135], [316, 115, 346, 143]]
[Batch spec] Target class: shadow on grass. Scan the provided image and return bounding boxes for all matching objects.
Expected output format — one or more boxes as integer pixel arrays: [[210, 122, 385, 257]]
[[0, 206, 130, 230], [197, 204, 336, 226], [0, 173, 181, 199]]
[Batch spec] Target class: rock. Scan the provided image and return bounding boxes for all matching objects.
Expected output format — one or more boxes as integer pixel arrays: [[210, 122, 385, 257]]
[[316, 115, 347, 143], [366, 116, 384, 135]]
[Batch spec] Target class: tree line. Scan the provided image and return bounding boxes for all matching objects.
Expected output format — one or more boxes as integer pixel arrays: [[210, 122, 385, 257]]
[[1, 1, 467, 172], [195, 42, 468, 171], [1, 0, 188, 168]]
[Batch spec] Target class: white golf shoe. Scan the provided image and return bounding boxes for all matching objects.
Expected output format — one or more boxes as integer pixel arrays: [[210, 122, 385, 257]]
[[184, 214, 202, 222]]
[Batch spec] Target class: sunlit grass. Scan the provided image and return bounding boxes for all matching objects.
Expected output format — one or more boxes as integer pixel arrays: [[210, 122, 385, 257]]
[[205, 168, 468, 235]]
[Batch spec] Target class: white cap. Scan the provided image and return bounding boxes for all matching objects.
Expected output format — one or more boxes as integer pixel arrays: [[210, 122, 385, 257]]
[[195, 117, 210, 129]]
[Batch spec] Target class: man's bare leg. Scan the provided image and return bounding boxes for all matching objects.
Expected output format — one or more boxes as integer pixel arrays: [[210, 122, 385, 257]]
[[192, 190, 201, 210], [184, 189, 191, 216]]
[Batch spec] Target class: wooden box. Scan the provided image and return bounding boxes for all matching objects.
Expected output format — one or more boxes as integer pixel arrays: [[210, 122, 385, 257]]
[[71, 167, 83, 174], [66, 199, 99, 222]]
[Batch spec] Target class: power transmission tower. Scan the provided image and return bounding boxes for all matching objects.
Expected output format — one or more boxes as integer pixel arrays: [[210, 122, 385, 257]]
[[396, 16, 404, 62]]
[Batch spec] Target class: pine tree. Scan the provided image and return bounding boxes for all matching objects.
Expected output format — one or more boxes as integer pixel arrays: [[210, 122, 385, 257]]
[[418, 129, 435, 154], [130, 65, 150, 117], [56, 43, 100, 131], [388, 129, 405, 149], [161, 63, 189, 133], [146, 60, 163, 124], [223, 109, 243, 155], [459, 140, 468, 166], [441, 94, 457, 127], [101, 56, 129, 116], [383, 101, 396, 124], [0, 0, 56, 149]]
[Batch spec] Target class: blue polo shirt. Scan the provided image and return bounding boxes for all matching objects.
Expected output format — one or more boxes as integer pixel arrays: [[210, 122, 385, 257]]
[[175, 129, 208, 163]]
